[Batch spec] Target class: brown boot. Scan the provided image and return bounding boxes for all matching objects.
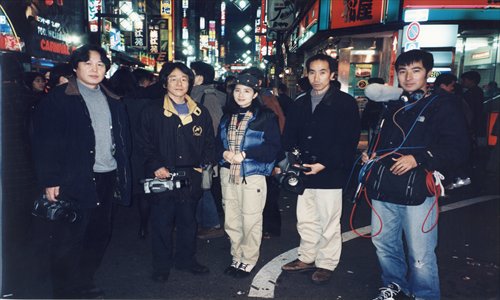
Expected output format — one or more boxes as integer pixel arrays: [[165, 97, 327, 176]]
[[311, 268, 333, 285], [281, 259, 316, 273]]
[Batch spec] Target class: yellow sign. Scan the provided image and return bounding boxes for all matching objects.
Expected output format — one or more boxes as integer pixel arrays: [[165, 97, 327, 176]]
[[160, 0, 172, 18]]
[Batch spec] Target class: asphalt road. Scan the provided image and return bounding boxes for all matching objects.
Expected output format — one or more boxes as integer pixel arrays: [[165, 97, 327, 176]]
[[6, 149, 499, 299]]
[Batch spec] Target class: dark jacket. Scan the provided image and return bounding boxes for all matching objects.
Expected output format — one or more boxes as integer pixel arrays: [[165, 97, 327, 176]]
[[139, 95, 215, 177], [282, 86, 361, 189], [123, 94, 151, 194], [32, 77, 131, 208], [217, 106, 281, 177], [374, 92, 469, 173]]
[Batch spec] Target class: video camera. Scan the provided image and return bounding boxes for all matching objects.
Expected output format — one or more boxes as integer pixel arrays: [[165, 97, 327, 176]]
[[32, 195, 79, 223], [274, 148, 311, 195], [142, 171, 190, 194]]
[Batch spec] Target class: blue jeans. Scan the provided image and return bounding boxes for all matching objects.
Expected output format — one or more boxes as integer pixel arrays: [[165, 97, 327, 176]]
[[196, 190, 220, 228], [371, 197, 440, 300]]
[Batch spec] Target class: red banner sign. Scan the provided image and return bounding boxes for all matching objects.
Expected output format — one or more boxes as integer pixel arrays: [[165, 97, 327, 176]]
[[330, 0, 385, 29]]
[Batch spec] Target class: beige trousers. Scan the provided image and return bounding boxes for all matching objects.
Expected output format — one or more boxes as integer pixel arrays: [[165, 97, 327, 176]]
[[296, 188, 343, 271], [220, 168, 267, 265]]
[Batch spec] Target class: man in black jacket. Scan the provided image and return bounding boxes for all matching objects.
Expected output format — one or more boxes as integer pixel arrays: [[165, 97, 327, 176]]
[[32, 44, 131, 298], [363, 50, 469, 300], [139, 62, 215, 283], [281, 54, 360, 285]]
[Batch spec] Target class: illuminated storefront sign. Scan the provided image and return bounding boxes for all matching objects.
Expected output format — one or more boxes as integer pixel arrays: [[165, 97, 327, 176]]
[[133, 19, 145, 47], [40, 38, 74, 55], [221, 1, 226, 37], [149, 24, 159, 54], [88, 0, 103, 32], [330, 0, 384, 29], [160, 0, 171, 18]]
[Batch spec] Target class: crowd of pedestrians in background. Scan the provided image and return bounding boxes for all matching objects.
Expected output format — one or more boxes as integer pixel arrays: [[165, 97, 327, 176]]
[[24, 44, 499, 300]]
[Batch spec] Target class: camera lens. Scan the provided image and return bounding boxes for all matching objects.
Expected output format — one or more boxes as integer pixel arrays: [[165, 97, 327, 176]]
[[287, 176, 299, 187]]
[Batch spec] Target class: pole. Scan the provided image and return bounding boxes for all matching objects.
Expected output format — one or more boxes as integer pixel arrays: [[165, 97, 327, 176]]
[[274, 31, 283, 89]]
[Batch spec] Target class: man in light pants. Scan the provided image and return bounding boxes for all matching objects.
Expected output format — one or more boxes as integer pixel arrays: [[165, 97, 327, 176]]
[[280, 54, 360, 285]]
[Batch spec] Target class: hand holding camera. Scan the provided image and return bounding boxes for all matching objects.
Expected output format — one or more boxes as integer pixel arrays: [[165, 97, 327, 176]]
[[142, 171, 190, 194]]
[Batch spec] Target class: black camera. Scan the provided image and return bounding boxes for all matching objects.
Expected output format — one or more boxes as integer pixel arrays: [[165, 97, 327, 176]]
[[32, 196, 79, 223], [142, 171, 190, 194], [274, 148, 311, 195]]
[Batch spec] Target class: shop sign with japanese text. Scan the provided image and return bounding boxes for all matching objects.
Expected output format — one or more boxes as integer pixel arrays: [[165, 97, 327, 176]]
[[88, 0, 103, 32], [267, 0, 295, 31], [133, 19, 145, 47], [330, 0, 384, 29], [149, 25, 159, 54], [160, 0, 172, 18]]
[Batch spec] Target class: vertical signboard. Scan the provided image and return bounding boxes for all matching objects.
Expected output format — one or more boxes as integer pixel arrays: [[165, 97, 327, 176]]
[[88, 0, 103, 32], [160, 0, 172, 18], [149, 24, 159, 54], [133, 19, 145, 47]]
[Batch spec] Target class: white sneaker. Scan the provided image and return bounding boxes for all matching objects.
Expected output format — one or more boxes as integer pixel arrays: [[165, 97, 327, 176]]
[[237, 262, 254, 272], [372, 283, 413, 300]]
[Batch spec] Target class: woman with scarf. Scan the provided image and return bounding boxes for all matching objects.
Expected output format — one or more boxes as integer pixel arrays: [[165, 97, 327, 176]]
[[216, 73, 281, 278]]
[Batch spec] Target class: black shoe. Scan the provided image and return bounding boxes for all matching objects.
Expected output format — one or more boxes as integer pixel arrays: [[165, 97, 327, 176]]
[[224, 260, 240, 276], [176, 262, 209, 275], [151, 272, 169, 283]]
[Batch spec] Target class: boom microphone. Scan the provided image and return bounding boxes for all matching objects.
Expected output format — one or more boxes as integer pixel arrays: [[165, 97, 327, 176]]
[[364, 83, 403, 102]]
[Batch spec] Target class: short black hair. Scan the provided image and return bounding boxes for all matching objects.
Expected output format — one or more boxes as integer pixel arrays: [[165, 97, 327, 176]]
[[48, 63, 73, 89], [434, 73, 457, 87], [69, 44, 111, 71], [305, 54, 335, 73], [368, 77, 385, 84], [132, 68, 154, 85], [23, 71, 44, 90], [461, 71, 481, 85], [190, 61, 215, 84], [394, 50, 434, 73], [159, 62, 195, 93], [278, 83, 288, 93], [297, 77, 312, 92]]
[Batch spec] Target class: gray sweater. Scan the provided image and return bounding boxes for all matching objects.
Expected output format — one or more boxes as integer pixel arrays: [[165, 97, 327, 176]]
[[77, 79, 117, 172]]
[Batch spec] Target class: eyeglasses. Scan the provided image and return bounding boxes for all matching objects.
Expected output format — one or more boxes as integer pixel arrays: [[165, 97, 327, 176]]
[[82, 61, 106, 69], [167, 76, 189, 84]]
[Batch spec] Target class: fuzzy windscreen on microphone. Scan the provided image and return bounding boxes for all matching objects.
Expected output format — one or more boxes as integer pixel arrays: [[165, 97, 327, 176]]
[[364, 84, 403, 102]]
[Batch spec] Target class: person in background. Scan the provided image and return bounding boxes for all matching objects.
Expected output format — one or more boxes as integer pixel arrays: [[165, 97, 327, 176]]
[[434, 73, 473, 190], [190, 61, 227, 240], [296, 76, 312, 95], [461, 71, 485, 147], [277, 83, 293, 116], [24, 71, 46, 103], [108, 67, 154, 239], [133, 68, 155, 88], [281, 53, 360, 285], [217, 73, 281, 278], [139, 62, 214, 283], [47, 63, 73, 90], [483, 81, 499, 99], [31, 44, 131, 298], [224, 75, 237, 95]]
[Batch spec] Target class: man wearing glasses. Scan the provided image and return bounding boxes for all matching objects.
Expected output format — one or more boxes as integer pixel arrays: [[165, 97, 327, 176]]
[[139, 62, 215, 283]]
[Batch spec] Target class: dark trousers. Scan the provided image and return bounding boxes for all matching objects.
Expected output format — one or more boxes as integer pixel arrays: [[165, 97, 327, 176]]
[[263, 177, 281, 236], [150, 170, 202, 274], [49, 171, 115, 298]]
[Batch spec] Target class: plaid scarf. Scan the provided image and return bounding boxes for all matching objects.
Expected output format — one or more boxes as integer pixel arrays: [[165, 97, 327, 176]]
[[227, 110, 253, 184]]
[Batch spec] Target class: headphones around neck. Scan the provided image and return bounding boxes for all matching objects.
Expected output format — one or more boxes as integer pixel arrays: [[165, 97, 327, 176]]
[[400, 89, 425, 103]]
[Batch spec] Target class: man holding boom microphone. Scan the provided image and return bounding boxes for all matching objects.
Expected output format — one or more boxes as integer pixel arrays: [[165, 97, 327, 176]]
[[362, 50, 469, 300]]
